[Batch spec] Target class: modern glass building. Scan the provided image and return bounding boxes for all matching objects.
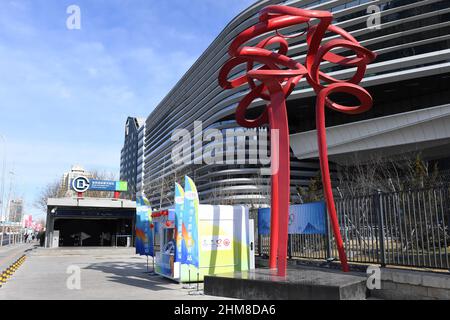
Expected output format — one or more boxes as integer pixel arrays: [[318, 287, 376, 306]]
[[136, 121, 146, 197], [142, 0, 450, 210], [120, 117, 145, 200]]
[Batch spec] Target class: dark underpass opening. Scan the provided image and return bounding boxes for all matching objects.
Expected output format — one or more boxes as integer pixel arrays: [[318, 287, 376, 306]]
[[54, 218, 132, 247]]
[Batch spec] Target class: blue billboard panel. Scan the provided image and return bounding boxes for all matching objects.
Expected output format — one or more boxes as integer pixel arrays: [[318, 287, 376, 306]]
[[289, 202, 327, 235], [258, 208, 271, 236], [258, 202, 327, 235], [90, 180, 116, 191]]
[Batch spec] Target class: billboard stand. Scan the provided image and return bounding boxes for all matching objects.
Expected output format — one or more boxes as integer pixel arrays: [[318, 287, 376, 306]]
[[182, 268, 195, 289], [188, 272, 204, 296], [136, 195, 158, 276], [145, 258, 157, 276], [145, 232, 158, 276], [148, 255, 157, 276]]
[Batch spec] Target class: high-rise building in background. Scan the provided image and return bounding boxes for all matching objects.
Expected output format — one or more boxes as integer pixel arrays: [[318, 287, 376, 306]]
[[8, 199, 23, 223], [119, 0, 449, 210], [120, 117, 145, 200], [136, 120, 146, 197]]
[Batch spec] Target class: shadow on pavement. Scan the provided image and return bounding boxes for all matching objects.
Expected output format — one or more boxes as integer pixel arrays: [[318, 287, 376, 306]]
[[84, 260, 178, 292]]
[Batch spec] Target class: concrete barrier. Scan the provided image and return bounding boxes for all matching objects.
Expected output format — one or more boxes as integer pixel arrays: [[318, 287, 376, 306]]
[[255, 257, 450, 300], [372, 268, 450, 300]]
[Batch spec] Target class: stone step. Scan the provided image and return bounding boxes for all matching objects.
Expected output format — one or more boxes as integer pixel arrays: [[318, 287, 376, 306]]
[[204, 267, 367, 300]]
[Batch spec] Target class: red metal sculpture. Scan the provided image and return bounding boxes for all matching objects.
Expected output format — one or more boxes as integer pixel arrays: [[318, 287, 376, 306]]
[[219, 5, 376, 276]]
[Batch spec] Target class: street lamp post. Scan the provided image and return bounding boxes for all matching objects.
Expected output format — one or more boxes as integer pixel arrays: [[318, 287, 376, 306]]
[[0, 135, 6, 247], [5, 170, 15, 246]]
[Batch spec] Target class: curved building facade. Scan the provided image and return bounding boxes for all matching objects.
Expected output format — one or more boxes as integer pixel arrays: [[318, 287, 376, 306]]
[[143, 0, 450, 209]]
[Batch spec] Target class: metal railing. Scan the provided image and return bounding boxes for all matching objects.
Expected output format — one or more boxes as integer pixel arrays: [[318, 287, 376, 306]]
[[258, 186, 450, 270]]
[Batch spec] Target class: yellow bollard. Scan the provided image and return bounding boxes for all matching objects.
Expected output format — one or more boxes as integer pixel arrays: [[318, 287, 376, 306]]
[[2, 256, 28, 283]]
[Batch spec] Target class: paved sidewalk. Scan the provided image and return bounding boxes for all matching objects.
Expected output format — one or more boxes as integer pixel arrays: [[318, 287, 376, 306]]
[[0, 247, 233, 300]]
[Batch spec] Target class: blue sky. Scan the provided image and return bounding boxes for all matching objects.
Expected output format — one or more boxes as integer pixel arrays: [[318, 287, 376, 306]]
[[0, 0, 255, 219]]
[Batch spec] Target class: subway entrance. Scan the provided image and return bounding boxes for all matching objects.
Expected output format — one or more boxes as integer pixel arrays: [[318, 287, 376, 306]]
[[45, 198, 136, 248], [54, 218, 132, 247]]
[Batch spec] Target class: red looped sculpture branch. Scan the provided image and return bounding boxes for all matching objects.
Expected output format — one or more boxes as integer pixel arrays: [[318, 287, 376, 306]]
[[218, 5, 377, 275]]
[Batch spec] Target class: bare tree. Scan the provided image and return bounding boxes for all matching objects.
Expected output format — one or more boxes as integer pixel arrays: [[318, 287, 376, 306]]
[[34, 179, 65, 213], [296, 171, 324, 203], [335, 152, 444, 197], [206, 180, 222, 205], [145, 161, 191, 210], [251, 172, 271, 208], [36, 217, 46, 226], [333, 152, 449, 252]]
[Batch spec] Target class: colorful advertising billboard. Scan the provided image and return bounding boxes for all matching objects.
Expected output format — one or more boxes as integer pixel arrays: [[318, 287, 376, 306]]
[[174, 183, 184, 263], [153, 175, 253, 283], [135, 196, 153, 256], [179, 205, 250, 282], [182, 176, 199, 268]]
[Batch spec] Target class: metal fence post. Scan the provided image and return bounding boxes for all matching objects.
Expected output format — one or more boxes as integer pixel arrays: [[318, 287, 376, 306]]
[[377, 190, 386, 267], [288, 234, 292, 259], [325, 207, 333, 259], [258, 234, 262, 256]]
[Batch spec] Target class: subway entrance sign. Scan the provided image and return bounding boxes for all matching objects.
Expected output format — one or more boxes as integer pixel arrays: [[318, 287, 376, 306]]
[[71, 176, 128, 198]]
